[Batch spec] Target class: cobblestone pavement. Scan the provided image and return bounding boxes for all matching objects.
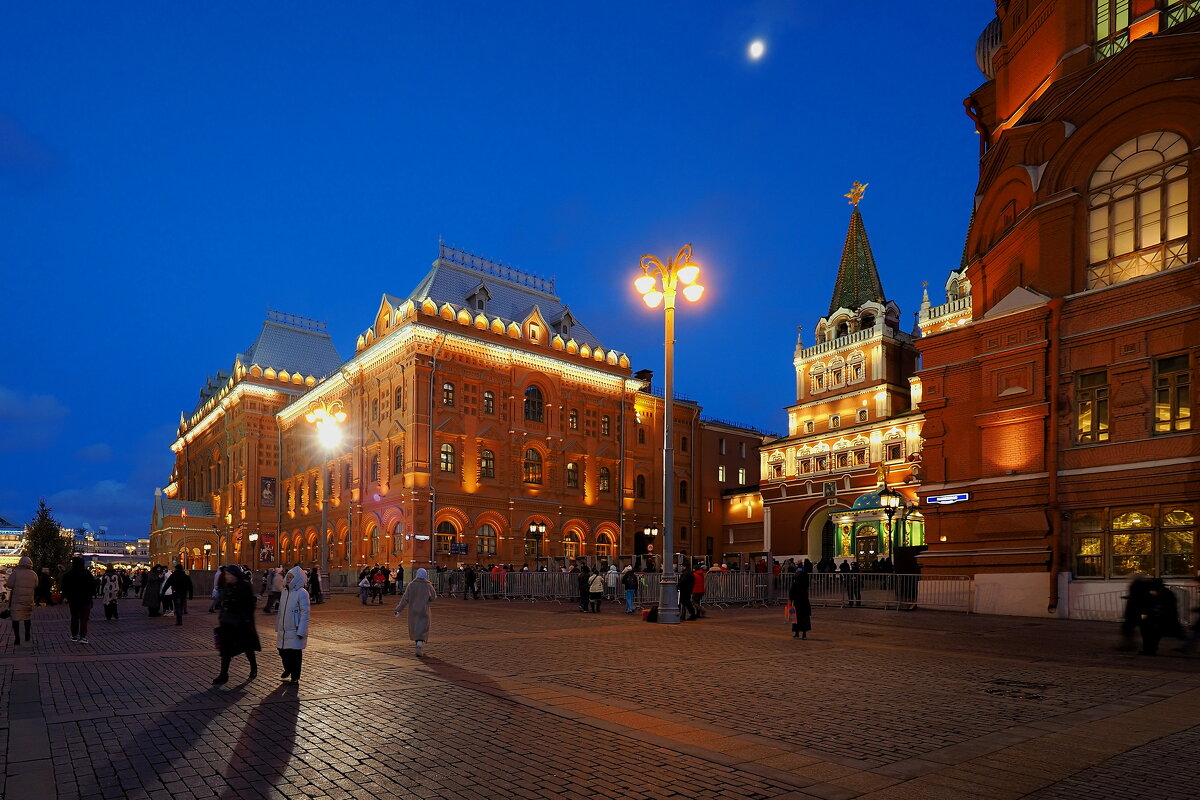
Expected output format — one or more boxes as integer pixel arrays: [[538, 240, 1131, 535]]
[[3, 593, 1199, 799]]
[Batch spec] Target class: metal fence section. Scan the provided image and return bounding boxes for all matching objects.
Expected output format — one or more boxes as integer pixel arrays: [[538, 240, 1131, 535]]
[[1071, 584, 1198, 626], [406, 570, 974, 614]]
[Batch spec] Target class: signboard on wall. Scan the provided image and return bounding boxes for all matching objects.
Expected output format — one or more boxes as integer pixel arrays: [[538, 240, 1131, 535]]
[[259, 533, 276, 563], [260, 477, 277, 508]]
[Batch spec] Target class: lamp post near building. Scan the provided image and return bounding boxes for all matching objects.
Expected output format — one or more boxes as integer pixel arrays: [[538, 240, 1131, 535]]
[[305, 400, 347, 589], [248, 532, 259, 574], [634, 245, 705, 625], [203, 542, 212, 571], [878, 485, 902, 571]]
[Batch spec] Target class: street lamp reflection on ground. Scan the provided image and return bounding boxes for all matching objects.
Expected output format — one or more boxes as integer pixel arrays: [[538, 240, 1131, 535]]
[[634, 244, 705, 625], [305, 400, 347, 595]]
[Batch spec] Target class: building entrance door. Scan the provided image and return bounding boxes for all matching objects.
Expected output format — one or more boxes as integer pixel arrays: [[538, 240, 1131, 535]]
[[855, 532, 878, 565]]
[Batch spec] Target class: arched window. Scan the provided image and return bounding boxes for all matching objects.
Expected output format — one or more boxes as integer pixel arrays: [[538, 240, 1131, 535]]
[[811, 363, 826, 393], [442, 382, 455, 406], [439, 443, 455, 473], [392, 522, 404, 555], [635, 474, 646, 498], [476, 523, 497, 556], [393, 445, 403, 474], [678, 480, 689, 503], [563, 532, 581, 560], [829, 356, 845, 388], [565, 461, 579, 489], [524, 386, 544, 422], [836, 322, 849, 337], [483, 390, 495, 415], [598, 467, 611, 493], [435, 520, 457, 554], [1088, 131, 1188, 289], [480, 449, 496, 479], [595, 532, 614, 558], [523, 449, 543, 484], [860, 313, 875, 329]]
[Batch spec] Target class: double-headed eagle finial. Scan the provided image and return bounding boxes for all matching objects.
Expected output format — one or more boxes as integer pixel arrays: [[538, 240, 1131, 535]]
[[844, 181, 868, 206]]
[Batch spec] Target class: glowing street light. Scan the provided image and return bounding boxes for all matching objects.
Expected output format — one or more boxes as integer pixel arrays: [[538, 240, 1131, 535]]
[[305, 399, 347, 594], [634, 244, 705, 624], [203, 542, 212, 571]]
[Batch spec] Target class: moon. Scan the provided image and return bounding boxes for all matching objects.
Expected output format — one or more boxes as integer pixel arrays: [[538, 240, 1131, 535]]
[[748, 39, 765, 60]]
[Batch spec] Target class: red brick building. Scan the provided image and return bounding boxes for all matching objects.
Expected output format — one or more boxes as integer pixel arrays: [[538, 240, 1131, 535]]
[[916, 0, 1199, 616]]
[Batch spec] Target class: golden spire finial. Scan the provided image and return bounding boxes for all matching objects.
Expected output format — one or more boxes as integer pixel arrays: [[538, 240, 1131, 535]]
[[845, 181, 868, 206]]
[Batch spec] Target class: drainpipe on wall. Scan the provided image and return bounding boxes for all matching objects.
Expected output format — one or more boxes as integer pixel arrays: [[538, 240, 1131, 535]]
[[428, 334, 447, 568], [1046, 297, 1064, 615]]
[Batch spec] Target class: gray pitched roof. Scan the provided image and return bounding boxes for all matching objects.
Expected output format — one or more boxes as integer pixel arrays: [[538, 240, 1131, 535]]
[[404, 244, 607, 349], [241, 313, 343, 379], [159, 498, 215, 519]]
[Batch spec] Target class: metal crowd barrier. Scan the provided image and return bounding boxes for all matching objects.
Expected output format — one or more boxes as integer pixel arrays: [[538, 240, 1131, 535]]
[[1071, 584, 1198, 625], [413, 570, 974, 614]]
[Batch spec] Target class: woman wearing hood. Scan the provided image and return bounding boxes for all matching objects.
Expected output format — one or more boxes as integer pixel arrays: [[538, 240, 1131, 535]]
[[275, 565, 310, 684], [212, 564, 260, 685], [142, 565, 162, 617], [7, 556, 38, 645], [394, 567, 436, 656]]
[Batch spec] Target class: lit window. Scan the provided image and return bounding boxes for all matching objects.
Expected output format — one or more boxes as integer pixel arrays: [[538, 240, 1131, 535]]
[[439, 443, 455, 472], [566, 461, 579, 489], [836, 452, 850, 469], [1087, 131, 1188, 288], [853, 449, 867, 466], [770, 462, 783, 479], [529, 323, 540, 343], [595, 533, 614, 558], [524, 386, 544, 423], [830, 415, 841, 429], [480, 449, 495, 479], [804, 420, 815, 434], [815, 455, 828, 471], [435, 521, 456, 554], [1154, 354, 1191, 434], [601, 415, 611, 436], [738, 468, 746, 484], [569, 409, 578, 430], [885, 442, 904, 461], [523, 449, 543, 484], [1094, 0, 1132, 59], [599, 467, 611, 493], [857, 408, 869, 423], [1076, 371, 1110, 444], [476, 524, 497, 555], [442, 382, 455, 406], [718, 465, 726, 482], [563, 534, 580, 560], [483, 391, 495, 415]]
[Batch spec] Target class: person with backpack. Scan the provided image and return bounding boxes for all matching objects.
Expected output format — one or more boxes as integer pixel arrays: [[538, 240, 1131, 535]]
[[587, 568, 606, 613], [621, 566, 638, 614]]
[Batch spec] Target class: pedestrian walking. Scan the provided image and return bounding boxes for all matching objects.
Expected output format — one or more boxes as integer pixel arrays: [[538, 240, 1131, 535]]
[[371, 568, 386, 604], [61, 556, 96, 643], [265, 567, 284, 613], [621, 566, 638, 613], [358, 574, 371, 605], [588, 569, 605, 613], [209, 566, 226, 613], [162, 564, 194, 626], [142, 565, 163, 617], [101, 566, 121, 620], [6, 556, 38, 645], [36, 567, 53, 606], [212, 565, 260, 685], [677, 568, 697, 620], [463, 565, 479, 600], [691, 565, 707, 618], [275, 565, 310, 684], [308, 568, 323, 604], [1136, 577, 1181, 656], [577, 568, 591, 613], [789, 569, 812, 640], [132, 569, 144, 598], [394, 567, 436, 656]]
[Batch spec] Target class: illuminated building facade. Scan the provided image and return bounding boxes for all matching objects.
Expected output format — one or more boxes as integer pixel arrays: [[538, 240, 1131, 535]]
[[758, 190, 926, 567], [916, 0, 1199, 615], [156, 244, 761, 574]]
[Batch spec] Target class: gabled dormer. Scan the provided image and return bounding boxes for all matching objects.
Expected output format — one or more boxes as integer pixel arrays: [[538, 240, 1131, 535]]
[[466, 282, 492, 315]]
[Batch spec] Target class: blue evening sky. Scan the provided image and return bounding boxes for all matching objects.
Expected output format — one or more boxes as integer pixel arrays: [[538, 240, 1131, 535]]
[[0, 1, 992, 537]]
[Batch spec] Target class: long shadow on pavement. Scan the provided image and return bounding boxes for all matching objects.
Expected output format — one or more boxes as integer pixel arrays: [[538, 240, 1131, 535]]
[[218, 682, 300, 800]]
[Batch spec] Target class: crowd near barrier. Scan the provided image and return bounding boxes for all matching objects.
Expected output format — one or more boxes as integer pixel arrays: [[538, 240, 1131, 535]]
[[414, 569, 974, 613]]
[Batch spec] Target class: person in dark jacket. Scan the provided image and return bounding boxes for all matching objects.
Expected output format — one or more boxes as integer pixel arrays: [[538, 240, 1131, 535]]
[[577, 568, 590, 613], [61, 556, 97, 642], [36, 567, 54, 606], [1137, 578, 1181, 656], [789, 569, 812, 639], [162, 564, 194, 626], [213, 565, 260, 685], [677, 568, 697, 620], [307, 567, 323, 604], [463, 565, 479, 600], [621, 566, 638, 613], [142, 565, 163, 616]]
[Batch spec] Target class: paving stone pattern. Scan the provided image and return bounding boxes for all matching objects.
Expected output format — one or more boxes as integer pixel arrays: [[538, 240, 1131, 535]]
[[3, 594, 1200, 799]]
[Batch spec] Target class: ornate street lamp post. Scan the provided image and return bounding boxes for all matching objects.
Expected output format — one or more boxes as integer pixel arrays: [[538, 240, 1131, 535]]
[[634, 245, 705, 624], [248, 532, 259, 575], [878, 485, 902, 572], [305, 400, 347, 592], [203, 542, 212, 571]]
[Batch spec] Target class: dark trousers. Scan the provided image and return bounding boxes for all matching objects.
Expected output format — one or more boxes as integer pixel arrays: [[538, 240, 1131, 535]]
[[579, 590, 589, 612], [174, 598, 187, 624], [69, 602, 92, 638], [265, 591, 281, 612], [11, 619, 31, 641], [464, 582, 478, 600], [680, 593, 697, 620], [589, 591, 603, 613], [691, 592, 706, 617], [279, 648, 303, 680], [218, 649, 258, 678], [104, 601, 118, 620]]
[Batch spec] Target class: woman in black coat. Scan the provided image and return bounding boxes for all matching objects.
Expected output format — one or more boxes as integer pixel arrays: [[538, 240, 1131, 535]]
[[213, 565, 260, 684], [789, 569, 812, 640]]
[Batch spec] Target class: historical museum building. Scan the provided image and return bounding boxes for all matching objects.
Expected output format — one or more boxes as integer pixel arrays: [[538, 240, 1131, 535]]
[[757, 187, 927, 569], [915, 0, 1199, 616], [152, 245, 764, 572]]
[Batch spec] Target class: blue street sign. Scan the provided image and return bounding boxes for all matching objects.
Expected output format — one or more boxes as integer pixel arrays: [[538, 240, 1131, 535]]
[[926, 492, 970, 505]]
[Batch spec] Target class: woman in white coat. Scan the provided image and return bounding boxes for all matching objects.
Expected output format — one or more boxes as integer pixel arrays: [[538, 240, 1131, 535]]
[[394, 567, 436, 656], [274, 565, 310, 684]]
